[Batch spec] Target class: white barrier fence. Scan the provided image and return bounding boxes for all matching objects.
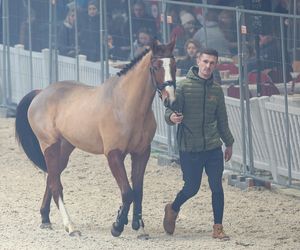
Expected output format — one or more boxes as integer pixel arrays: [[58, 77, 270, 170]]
[[0, 44, 120, 103], [1, 45, 300, 182], [226, 95, 300, 183]]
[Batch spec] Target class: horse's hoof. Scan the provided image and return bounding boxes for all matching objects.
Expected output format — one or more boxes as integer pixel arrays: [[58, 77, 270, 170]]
[[111, 227, 122, 237], [111, 222, 123, 237], [132, 216, 144, 231], [40, 223, 52, 230], [69, 230, 81, 237], [137, 233, 150, 240], [132, 220, 140, 231]]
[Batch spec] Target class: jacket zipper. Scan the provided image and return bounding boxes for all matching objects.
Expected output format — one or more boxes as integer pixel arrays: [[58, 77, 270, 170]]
[[202, 80, 206, 150]]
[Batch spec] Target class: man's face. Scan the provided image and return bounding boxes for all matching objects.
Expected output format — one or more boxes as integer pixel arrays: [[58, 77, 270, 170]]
[[197, 53, 218, 79], [68, 12, 76, 25], [138, 32, 151, 46], [133, 4, 144, 18], [182, 21, 196, 34], [88, 4, 98, 17], [186, 43, 198, 58]]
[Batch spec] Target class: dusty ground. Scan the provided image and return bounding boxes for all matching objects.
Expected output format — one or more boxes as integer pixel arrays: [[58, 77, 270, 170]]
[[1, 117, 300, 250]]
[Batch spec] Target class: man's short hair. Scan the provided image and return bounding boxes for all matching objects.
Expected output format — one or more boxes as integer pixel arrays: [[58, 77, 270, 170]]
[[198, 48, 218, 59]]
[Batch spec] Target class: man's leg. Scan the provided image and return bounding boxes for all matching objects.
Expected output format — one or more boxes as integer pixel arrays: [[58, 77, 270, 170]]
[[163, 151, 204, 234], [205, 147, 229, 240]]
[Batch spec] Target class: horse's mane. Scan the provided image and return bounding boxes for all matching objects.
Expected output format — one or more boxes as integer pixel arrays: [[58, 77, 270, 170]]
[[117, 48, 150, 77]]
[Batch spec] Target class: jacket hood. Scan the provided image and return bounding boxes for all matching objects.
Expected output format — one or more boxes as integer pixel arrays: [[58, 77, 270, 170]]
[[186, 66, 214, 85]]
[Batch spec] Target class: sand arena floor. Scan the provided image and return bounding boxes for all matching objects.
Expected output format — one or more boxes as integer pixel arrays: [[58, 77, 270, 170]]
[[1, 118, 300, 250]]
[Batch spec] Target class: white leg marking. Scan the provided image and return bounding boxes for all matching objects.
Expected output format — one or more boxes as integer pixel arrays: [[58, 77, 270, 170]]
[[58, 196, 75, 234]]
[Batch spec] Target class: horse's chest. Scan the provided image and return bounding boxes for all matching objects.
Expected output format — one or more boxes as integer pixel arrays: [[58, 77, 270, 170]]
[[127, 116, 156, 152]]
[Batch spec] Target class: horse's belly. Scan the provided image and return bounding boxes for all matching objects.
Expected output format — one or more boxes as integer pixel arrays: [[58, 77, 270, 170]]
[[58, 116, 104, 154], [63, 130, 104, 154]]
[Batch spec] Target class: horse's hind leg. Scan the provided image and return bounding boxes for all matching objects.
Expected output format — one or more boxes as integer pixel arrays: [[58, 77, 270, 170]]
[[107, 149, 134, 237], [130, 145, 151, 239], [43, 140, 79, 236], [40, 184, 52, 229], [40, 139, 74, 230]]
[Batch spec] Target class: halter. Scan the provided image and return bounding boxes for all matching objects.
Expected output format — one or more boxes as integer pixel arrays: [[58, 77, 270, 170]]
[[150, 54, 193, 136], [149, 55, 177, 100]]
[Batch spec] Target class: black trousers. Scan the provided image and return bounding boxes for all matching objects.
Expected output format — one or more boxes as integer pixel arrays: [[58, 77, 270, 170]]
[[172, 147, 224, 224]]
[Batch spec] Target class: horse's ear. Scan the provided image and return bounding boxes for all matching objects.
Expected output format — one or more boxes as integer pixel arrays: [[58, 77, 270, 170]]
[[151, 39, 159, 52], [169, 35, 176, 52]]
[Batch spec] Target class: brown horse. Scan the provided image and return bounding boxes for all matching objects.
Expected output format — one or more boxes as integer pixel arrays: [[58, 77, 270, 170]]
[[15, 38, 176, 238]]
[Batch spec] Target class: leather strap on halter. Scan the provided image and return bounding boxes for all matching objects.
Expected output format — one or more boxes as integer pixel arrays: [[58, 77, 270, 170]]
[[149, 55, 176, 97], [156, 80, 176, 99]]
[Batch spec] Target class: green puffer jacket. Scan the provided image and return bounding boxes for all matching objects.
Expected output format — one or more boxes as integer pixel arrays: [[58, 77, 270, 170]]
[[165, 66, 234, 152]]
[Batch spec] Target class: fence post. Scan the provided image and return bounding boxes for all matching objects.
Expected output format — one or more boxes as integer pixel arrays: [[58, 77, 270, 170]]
[[14, 44, 27, 101], [280, 17, 292, 186], [78, 54, 87, 83], [257, 96, 280, 182], [42, 48, 50, 88]]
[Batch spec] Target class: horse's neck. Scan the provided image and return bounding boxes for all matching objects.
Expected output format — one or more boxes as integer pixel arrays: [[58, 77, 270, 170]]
[[117, 53, 154, 116]]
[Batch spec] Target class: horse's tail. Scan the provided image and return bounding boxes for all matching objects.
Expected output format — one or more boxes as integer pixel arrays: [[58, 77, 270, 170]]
[[15, 90, 47, 172]]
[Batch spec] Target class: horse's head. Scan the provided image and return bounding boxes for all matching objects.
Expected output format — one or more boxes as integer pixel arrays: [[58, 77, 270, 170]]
[[150, 37, 176, 107]]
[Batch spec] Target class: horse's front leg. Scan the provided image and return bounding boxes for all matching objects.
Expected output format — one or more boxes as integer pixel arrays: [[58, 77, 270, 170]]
[[107, 149, 134, 237], [130, 145, 151, 239]]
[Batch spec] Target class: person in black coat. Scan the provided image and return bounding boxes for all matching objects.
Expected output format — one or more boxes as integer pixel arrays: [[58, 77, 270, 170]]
[[247, 34, 292, 82], [57, 9, 76, 57], [176, 39, 200, 76], [131, 1, 158, 41], [78, 0, 100, 61]]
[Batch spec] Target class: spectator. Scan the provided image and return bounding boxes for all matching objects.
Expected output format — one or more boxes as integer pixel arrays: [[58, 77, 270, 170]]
[[218, 10, 237, 56], [149, 1, 161, 36], [108, 4, 130, 60], [108, 34, 129, 61], [30, 0, 49, 50], [57, 9, 76, 57], [8, 0, 26, 46], [176, 39, 200, 76], [19, 8, 43, 51], [247, 34, 293, 82], [171, 11, 199, 56], [273, 0, 290, 71], [78, 0, 100, 61], [133, 28, 153, 57], [176, 39, 222, 84], [131, 0, 158, 41], [193, 9, 231, 57]]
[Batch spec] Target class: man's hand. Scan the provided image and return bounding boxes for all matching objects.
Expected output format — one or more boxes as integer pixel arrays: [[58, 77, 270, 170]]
[[224, 146, 233, 162], [170, 112, 183, 124]]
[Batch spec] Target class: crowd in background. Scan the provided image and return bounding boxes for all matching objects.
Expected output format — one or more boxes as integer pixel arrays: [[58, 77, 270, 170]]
[[1, 0, 300, 81]]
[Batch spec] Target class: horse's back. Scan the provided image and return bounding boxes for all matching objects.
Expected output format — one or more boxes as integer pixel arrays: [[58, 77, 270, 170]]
[[28, 81, 106, 153], [29, 81, 99, 120]]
